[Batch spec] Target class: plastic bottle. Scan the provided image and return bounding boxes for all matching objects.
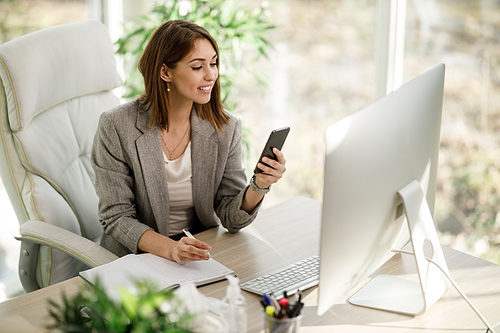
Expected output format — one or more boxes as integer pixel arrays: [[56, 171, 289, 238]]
[[220, 275, 247, 333]]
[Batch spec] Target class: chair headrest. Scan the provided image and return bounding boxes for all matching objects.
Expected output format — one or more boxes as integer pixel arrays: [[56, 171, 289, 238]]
[[0, 20, 122, 131]]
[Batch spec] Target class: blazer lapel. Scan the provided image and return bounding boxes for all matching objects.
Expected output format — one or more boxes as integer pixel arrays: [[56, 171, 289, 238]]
[[135, 109, 170, 236], [191, 111, 218, 221]]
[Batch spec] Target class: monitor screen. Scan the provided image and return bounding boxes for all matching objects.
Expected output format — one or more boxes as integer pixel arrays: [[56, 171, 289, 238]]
[[317, 64, 447, 316]]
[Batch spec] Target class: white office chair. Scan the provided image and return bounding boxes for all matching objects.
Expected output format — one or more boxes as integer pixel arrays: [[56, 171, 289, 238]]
[[0, 20, 121, 292]]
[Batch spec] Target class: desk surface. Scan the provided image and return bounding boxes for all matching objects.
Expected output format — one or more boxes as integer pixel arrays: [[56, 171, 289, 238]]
[[1, 196, 500, 332]]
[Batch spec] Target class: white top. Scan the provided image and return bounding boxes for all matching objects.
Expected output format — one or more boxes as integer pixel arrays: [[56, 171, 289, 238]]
[[163, 142, 196, 236]]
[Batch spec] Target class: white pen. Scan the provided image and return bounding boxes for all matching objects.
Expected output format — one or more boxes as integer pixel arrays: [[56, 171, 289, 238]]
[[182, 228, 212, 258]]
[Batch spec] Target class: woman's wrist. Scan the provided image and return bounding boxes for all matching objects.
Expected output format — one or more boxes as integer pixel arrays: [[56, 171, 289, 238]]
[[138, 230, 176, 260], [255, 176, 271, 189], [250, 174, 271, 194]]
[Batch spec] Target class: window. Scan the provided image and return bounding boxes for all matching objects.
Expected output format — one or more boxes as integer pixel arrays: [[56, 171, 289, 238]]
[[404, 0, 500, 263], [239, 0, 500, 264], [238, 0, 376, 207]]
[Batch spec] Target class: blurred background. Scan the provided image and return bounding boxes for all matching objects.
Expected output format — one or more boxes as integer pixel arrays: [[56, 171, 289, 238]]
[[0, 0, 499, 302]]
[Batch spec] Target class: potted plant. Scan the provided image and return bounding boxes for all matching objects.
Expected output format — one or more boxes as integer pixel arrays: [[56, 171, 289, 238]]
[[47, 280, 196, 332]]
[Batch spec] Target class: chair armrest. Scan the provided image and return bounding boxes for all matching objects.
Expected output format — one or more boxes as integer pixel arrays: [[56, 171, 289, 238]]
[[16, 220, 118, 268]]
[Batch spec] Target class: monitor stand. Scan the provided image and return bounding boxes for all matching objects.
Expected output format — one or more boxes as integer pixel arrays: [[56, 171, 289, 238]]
[[348, 179, 451, 316]]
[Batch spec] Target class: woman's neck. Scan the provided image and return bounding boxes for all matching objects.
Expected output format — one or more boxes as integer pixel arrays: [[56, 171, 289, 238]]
[[167, 100, 192, 130]]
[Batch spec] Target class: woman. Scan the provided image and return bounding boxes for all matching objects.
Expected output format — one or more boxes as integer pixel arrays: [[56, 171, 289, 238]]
[[91, 20, 286, 264]]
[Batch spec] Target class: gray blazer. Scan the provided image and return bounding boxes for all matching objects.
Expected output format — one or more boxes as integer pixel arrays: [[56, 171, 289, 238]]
[[91, 100, 261, 257]]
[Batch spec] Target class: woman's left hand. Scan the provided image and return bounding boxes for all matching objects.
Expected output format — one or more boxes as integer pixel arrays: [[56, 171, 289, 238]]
[[254, 147, 287, 189]]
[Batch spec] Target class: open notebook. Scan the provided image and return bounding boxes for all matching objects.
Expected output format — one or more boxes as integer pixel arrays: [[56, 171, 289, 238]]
[[80, 253, 233, 300]]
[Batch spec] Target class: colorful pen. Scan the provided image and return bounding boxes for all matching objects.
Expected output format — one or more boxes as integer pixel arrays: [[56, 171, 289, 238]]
[[265, 305, 276, 318], [278, 298, 289, 318], [288, 301, 304, 318], [261, 293, 303, 319], [294, 290, 302, 303], [268, 293, 281, 316], [263, 293, 272, 306]]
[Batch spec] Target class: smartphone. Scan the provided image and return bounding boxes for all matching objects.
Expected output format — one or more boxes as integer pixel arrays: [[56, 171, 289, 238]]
[[254, 126, 290, 174]]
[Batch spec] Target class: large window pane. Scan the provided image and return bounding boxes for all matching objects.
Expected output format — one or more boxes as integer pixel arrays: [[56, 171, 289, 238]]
[[238, 0, 375, 207], [405, 0, 500, 263]]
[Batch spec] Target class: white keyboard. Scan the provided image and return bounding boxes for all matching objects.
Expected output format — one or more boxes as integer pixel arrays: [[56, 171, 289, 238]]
[[240, 255, 320, 297]]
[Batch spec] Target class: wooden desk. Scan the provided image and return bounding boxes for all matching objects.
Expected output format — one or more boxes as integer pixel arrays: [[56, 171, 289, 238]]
[[1, 196, 500, 332]]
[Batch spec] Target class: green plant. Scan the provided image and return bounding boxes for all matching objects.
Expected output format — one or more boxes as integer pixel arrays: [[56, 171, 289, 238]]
[[115, 0, 275, 113], [47, 280, 194, 333]]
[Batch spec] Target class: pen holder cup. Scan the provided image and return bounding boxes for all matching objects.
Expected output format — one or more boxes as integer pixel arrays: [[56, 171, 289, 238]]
[[264, 312, 302, 333]]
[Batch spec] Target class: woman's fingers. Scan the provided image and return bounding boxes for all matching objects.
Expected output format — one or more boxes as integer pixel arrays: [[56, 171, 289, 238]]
[[173, 237, 211, 264], [257, 148, 287, 185], [273, 148, 287, 165]]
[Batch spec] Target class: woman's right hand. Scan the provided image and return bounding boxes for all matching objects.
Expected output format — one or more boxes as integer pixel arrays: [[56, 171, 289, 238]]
[[138, 230, 211, 264], [171, 237, 212, 264]]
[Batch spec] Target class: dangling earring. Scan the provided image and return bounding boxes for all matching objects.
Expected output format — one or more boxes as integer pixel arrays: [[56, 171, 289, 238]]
[[167, 82, 170, 92]]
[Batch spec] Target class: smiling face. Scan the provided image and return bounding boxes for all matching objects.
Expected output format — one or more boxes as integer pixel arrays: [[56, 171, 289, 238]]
[[160, 38, 218, 108]]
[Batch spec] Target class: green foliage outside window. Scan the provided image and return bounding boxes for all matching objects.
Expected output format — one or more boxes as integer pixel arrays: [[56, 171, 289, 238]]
[[115, 0, 275, 114]]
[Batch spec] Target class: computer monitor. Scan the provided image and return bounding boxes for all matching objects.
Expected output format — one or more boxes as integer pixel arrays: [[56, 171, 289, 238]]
[[317, 64, 450, 316]]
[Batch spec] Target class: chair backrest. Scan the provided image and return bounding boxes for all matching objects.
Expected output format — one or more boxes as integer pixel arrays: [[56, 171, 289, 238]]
[[0, 20, 122, 287]]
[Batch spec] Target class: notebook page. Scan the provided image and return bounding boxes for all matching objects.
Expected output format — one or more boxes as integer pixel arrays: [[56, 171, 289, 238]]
[[139, 253, 234, 285], [80, 254, 174, 300]]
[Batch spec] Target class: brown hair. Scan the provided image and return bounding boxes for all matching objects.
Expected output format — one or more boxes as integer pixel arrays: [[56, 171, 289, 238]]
[[138, 20, 228, 131]]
